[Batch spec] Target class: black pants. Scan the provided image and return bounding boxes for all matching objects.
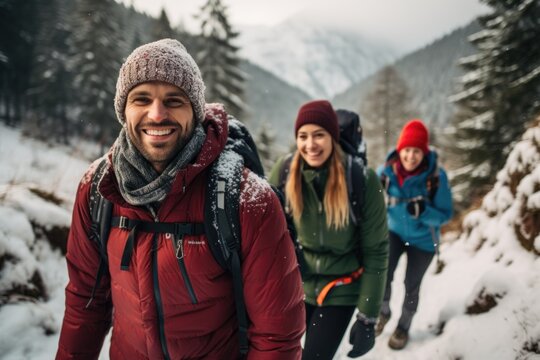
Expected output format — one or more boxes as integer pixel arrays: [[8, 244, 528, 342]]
[[381, 231, 434, 331], [302, 303, 356, 360]]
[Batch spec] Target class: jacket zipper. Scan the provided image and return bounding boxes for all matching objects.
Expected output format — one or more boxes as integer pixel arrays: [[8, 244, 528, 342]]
[[318, 201, 324, 247], [176, 171, 197, 303], [152, 233, 172, 360], [316, 201, 323, 299], [151, 174, 194, 359], [172, 234, 198, 304], [309, 177, 325, 299]]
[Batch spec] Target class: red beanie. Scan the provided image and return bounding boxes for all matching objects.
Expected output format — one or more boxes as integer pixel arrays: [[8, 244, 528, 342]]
[[396, 119, 429, 154], [294, 100, 339, 142]]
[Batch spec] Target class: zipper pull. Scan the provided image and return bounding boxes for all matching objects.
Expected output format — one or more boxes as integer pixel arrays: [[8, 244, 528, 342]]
[[182, 172, 186, 193], [318, 202, 323, 214], [176, 236, 184, 259]]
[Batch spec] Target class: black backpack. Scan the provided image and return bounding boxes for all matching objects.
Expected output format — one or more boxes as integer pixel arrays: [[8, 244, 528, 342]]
[[86, 117, 297, 357], [277, 109, 367, 226], [336, 109, 367, 166]]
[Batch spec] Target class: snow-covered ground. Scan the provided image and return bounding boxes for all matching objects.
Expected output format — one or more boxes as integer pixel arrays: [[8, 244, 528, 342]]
[[0, 121, 539, 359], [0, 124, 105, 359]]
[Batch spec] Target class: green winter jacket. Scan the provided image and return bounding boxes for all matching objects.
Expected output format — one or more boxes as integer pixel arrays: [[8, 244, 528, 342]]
[[269, 155, 389, 318]]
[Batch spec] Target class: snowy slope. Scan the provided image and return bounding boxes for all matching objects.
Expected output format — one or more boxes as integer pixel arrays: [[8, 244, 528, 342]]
[[238, 18, 397, 99], [0, 125, 86, 358], [0, 119, 539, 359], [333, 119, 540, 359]]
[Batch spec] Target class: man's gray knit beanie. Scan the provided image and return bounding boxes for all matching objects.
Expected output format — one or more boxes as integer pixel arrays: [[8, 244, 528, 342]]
[[114, 38, 206, 125]]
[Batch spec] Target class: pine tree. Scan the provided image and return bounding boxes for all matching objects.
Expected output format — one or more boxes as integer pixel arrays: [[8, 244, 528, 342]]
[[449, 0, 540, 208], [69, 0, 124, 147], [195, 0, 246, 119], [361, 65, 416, 167], [256, 123, 277, 174], [151, 8, 175, 41], [27, 0, 74, 144], [0, 0, 40, 126]]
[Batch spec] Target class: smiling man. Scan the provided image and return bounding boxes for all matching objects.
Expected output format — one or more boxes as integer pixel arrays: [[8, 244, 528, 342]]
[[123, 83, 195, 172], [56, 39, 305, 360]]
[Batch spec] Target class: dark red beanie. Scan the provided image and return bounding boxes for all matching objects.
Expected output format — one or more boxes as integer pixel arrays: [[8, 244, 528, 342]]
[[294, 100, 339, 142], [396, 119, 429, 154]]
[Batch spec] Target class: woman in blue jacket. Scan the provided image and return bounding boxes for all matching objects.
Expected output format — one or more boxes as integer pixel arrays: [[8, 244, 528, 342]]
[[376, 119, 452, 350]]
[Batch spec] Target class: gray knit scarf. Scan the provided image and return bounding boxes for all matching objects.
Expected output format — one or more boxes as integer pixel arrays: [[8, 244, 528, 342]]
[[112, 123, 206, 207]]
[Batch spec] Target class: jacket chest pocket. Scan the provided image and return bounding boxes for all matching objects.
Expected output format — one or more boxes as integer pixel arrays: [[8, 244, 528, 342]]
[[179, 234, 225, 277], [160, 233, 229, 295]]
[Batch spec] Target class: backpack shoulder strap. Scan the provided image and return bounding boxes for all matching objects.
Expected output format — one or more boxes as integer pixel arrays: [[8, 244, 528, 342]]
[[204, 150, 249, 355], [426, 166, 440, 201], [86, 157, 113, 307], [226, 117, 265, 177], [204, 150, 243, 268], [277, 153, 294, 193], [89, 158, 113, 258], [423, 153, 440, 201], [346, 154, 365, 226], [378, 160, 439, 203], [379, 172, 390, 193]]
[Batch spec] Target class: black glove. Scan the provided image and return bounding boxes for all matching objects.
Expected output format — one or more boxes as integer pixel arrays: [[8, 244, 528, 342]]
[[406, 199, 426, 218], [347, 317, 375, 358]]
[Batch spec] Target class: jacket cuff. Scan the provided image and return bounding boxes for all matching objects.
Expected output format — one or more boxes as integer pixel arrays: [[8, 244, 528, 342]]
[[356, 311, 377, 325]]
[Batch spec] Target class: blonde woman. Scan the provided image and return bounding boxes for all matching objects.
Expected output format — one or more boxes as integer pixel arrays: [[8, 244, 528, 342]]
[[269, 100, 388, 359]]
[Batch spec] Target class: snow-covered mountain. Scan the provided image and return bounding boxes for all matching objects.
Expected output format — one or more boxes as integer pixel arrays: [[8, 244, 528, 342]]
[[333, 21, 481, 130], [0, 118, 539, 359], [240, 59, 310, 150], [238, 18, 397, 99]]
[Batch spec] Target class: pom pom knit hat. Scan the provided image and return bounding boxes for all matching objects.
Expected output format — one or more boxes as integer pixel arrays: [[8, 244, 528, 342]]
[[396, 119, 430, 154], [114, 38, 206, 125], [294, 100, 339, 142]]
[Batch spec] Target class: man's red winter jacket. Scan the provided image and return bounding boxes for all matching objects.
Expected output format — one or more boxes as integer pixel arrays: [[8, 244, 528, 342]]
[[56, 106, 305, 359]]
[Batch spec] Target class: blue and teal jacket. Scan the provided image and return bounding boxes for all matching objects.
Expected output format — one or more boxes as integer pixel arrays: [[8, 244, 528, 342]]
[[377, 150, 453, 253]]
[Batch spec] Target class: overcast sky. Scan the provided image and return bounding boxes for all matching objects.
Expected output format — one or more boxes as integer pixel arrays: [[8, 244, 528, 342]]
[[119, 0, 491, 52]]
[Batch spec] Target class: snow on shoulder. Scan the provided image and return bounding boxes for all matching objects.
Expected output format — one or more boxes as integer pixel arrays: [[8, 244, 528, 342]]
[[240, 170, 272, 211], [213, 149, 242, 199], [81, 154, 111, 185], [211, 148, 272, 210], [204, 103, 228, 132]]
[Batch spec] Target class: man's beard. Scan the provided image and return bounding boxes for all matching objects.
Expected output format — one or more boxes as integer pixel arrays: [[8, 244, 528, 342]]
[[128, 118, 197, 169]]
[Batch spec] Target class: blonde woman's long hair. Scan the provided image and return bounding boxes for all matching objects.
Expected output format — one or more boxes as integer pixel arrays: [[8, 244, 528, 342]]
[[285, 141, 350, 229]]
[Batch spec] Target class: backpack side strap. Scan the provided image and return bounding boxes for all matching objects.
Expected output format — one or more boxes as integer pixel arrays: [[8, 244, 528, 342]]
[[87, 157, 113, 308], [277, 153, 294, 194], [426, 167, 440, 200], [347, 154, 365, 226]]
